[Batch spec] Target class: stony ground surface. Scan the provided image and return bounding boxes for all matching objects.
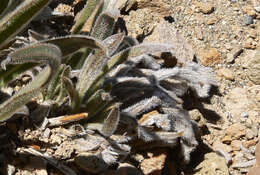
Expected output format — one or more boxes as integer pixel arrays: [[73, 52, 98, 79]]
[[117, 0, 260, 174], [1, 0, 260, 175]]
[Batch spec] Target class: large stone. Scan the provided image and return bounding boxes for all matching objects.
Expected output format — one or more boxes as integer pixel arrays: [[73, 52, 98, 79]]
[[194, 152, 229, 175], [197, 48, 221, 66], [225, 123, 246, 139], [140, 149, 168, 175], [246, 51, 260, 84]]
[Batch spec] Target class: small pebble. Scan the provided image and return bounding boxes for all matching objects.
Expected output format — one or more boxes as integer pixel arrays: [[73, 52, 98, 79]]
[[254, 6, 260, 13], [241, 112, 249, 118], [244, 15, 254, 25]]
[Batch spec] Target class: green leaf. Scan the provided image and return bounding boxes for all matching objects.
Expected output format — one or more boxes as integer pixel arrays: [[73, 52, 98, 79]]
[[101, 103, 120, 137], [39, 35, 108, 57], [45, 64, 66, 100], [71, 0, 104, 34], [0, 43, 61, 122], [0, 63, 37, 88], [103, 33, 125, 56], [0, 0, 51, 49], [90, 12, 118, 40]]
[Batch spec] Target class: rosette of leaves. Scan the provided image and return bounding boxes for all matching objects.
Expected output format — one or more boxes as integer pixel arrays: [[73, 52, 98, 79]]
[[0, 0, 217, 170]]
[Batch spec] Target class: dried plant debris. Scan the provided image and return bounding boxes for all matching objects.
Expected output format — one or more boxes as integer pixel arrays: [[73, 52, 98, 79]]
[[0, 0, 217, 174]]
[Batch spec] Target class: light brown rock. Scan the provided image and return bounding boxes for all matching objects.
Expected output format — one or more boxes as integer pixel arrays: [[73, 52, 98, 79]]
[[194, 152, 229, 175], [223, 87, 256, 121], [124, 8, 161, 39], [222, 135, 232, 144], [242, 5, 257, 17], [244, 38, 257, 49], [218, 68, 234, 80], [140, 149, 168, 175], [197, 48, 221, 66], [231, 140, 241, 151], [189, 109, 202, 122], [135, 0, 171, 16], [226, 123, 246, 139], [248, 29, 257, 39], [206, 17, 218, 25], [144, 20, 195, 64], [226, 47, 243, 63], [213, 141, 232, 153], [246, 51, 260, 84], [195, 2, 215, 14], [243, 140, 257, 148]]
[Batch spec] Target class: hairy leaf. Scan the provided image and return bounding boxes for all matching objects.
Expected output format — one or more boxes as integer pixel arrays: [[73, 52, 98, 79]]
[[0, 0, 51, 49], [101, 103, 120, 137], [71, 0, 104, 34], [103, 33, 125, 56], [91, 12, 118, 40], [0, 43, 61, 122], [86, 43, 174, 99], [62, 76, 80, 112], [39, 35, 108, 57]]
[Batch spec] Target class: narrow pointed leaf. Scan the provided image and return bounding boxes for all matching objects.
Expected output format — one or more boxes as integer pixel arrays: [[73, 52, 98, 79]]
[[0, 43, 61, 122], [101, 103, 120, 137], [76, 51, 109, 101], [84, 89, 112, 118], [28, 29, 47, 41], [39, 35, 108, 57], [90, 11, 118, 40], [0, 0, 51, 49], [71, 0, 104, 34], [103, 33, 125, 56], [45, 64, 66, 100], [62, 76, 80, 112]]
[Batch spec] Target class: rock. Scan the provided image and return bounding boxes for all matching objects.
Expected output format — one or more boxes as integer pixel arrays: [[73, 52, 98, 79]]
[[222, 135, 232, 144], [140, 149, 168, 175], [144, 20, 195, 64], [244, 15, 254, 25], [225, 123, 246, 139], [195, 2, 215, 14], [243, 140, 257, 148], [244, 38, 257, 49], [75, 153, 109, 173], [135, 0, 171, 16], [54, 3, 74, 16], [217, 68, 234, 80], [248, 29, 257, 39], [226, 47, 243, 63], [242, 5, 257, 17], [116, 0, 136, 11], [189, 109, 202, 122], [206, 16, 218, 25], [246, 129, 256, 139], [213, 141, 232, 154], [197, 48, 221, 66], [194, 152, 229, 175], [223, 87, 256, 121], [124, 8, 161, 39], [231, 140, 241, 151], [246, 51, 260, 84], [255, 6, 260, 13], [115, 163, 143, 175]]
